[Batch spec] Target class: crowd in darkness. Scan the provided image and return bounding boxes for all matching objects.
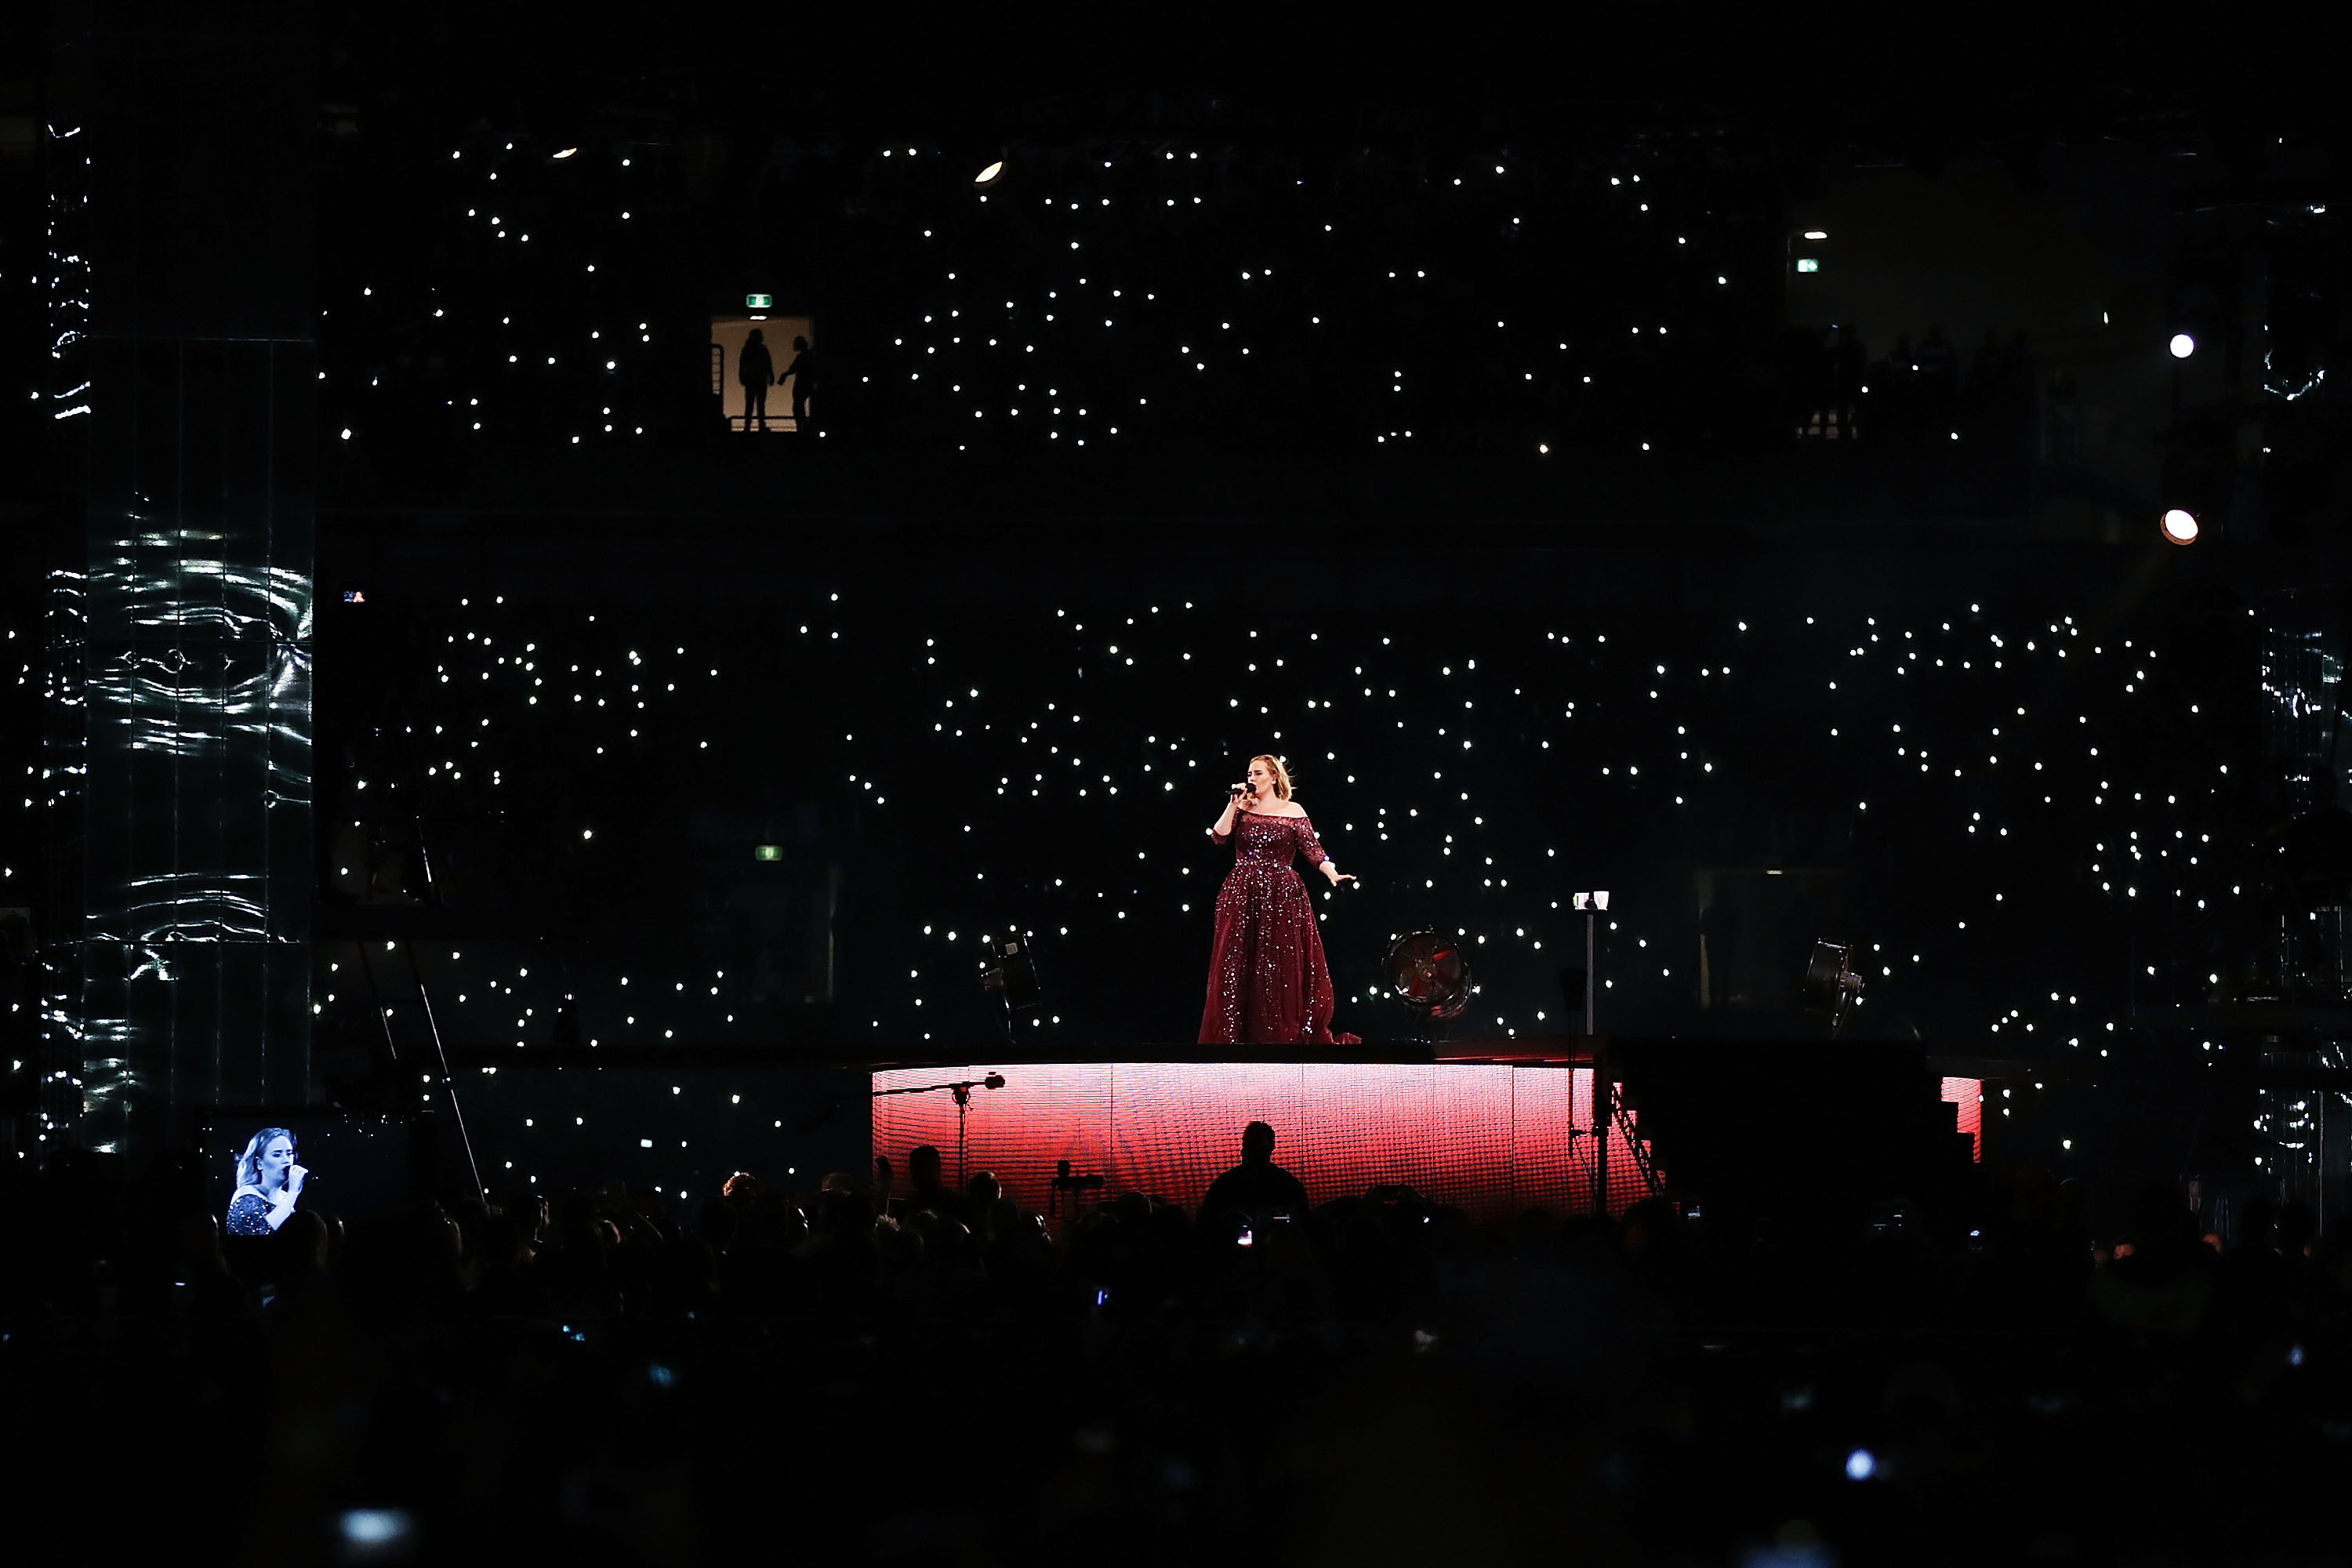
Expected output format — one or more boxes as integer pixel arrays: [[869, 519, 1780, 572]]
[[309, 560, 2260, 1080], [8, 1135, 2352, 1565], [313, 109, 1788, 474], [1788, 322, 2051, 459]]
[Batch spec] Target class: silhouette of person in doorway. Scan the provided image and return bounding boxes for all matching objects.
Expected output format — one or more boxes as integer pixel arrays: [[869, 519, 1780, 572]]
[[782, 334, 815, 428], [739, 328, 775, 430]]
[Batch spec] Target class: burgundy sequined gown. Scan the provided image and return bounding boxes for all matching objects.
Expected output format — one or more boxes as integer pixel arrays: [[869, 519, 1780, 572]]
[[1199, 809, 1360, 1046]]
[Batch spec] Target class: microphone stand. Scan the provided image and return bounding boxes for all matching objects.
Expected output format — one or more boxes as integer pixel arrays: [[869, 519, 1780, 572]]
[[870, 1073, 1005, 1187]]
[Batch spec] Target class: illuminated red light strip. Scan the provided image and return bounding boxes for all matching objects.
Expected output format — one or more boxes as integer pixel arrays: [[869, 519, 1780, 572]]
[[1940, 1076, 1984, 1163], [872, 1061, 1652, 1224]]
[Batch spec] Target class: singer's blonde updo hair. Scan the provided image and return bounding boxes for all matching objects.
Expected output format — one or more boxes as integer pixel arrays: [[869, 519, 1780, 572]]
[[1250, 753, 1294, 801]]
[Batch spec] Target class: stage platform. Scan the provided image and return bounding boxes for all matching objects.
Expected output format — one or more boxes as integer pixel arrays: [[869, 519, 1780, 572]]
[[434, 1035, 1986, 1224], [871, 1037, 1987, 1227]]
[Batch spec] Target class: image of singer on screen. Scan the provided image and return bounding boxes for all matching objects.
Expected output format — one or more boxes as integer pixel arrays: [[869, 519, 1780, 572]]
[[226, 1127, 307, 1236]]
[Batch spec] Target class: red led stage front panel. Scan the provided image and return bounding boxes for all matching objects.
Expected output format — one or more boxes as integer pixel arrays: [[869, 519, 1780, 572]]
[[1940, 1076, 1984, 1163], [871, 1062, 1650, 1225]]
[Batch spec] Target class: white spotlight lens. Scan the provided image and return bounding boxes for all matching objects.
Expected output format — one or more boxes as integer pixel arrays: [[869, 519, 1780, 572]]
[[975, 161, 1005, 187], [2161, 509, 2200, 545], [2169, 333, 2195, 358], [1802, 229, 1828, 239]]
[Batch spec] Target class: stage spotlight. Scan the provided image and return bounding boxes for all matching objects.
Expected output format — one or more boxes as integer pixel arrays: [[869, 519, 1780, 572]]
[[975, 160, 1006, 187], [1800, 939, 1864, 1032], [1802, 230, 1828, 240], [1385, 932, 1473, 1028], [551, 147, 579, 160], [980, 936, 1040, 1008], [2169, 333, 2196, 359], [2161, 509, 2200, 546]]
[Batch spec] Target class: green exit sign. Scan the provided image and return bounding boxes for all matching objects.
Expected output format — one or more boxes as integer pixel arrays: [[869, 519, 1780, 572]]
[[754, 844, 782, 862], [1795, 258, 1821, 274], [746, 293, 773, 309]]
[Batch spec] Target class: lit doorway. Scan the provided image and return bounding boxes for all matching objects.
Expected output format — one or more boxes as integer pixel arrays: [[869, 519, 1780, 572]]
[[711, 314, 815, 433]]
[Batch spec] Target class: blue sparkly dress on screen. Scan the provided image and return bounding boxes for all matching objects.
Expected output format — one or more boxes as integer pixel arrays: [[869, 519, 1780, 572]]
[[226, 1185, 281, 1236], [1200, 809, 1359, 1046]]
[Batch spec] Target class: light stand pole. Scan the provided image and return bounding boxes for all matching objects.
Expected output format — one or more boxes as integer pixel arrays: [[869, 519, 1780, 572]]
[[1576, 891, 1610, 1218]]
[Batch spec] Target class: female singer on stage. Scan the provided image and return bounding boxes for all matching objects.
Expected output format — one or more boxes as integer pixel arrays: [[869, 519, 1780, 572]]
[[225, 1127, 306, 1236], [1200, 754, 1361, 1045]]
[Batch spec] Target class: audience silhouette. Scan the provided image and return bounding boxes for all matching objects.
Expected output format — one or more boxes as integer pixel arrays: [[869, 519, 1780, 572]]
[[1200, 1120, 1312, 1240], [10, 1133, 2344, 1563], [896, 1142, 961, 1222], [739, 327, 775, 430], [782, 333, 815, 427]]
